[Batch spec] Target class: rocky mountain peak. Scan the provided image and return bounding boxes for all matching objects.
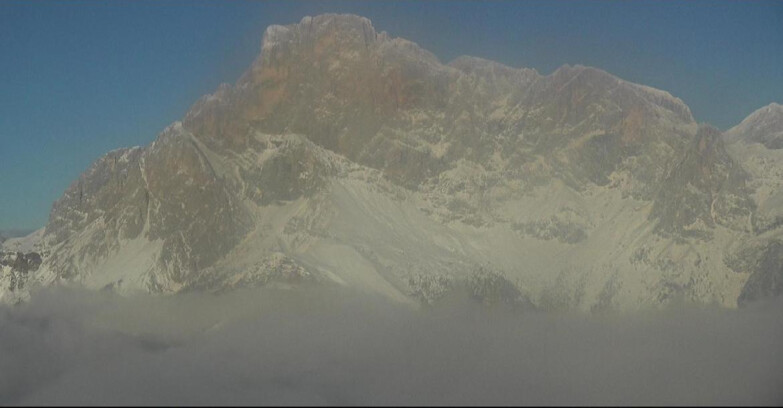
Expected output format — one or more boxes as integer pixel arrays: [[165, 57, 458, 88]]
[[725, 102, 783, 149], [260, 14, 379, 54]]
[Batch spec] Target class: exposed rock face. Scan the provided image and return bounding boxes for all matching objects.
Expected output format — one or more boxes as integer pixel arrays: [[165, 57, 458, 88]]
[[650, 126, 754, 239], [6, 14, 783, 309]]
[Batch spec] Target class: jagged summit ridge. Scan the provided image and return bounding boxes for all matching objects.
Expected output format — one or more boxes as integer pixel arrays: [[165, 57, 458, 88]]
[[181, 12, 701, 196]]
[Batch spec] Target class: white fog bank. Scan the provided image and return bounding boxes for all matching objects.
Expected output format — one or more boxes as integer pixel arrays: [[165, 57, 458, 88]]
[[1, 287, 782, 405]]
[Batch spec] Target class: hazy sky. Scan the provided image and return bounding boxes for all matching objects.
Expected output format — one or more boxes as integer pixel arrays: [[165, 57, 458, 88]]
[[1, 0, 782, 230]]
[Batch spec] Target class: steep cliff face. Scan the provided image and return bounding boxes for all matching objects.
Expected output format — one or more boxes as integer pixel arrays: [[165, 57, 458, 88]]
[[9, 14, 782, 309]]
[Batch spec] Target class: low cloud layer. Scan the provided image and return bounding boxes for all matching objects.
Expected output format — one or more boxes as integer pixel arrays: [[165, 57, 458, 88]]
[[1, 287, 782, 405]]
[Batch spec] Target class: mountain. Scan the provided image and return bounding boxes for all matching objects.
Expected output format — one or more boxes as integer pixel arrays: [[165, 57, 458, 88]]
[[725, 103, 783, 149], [3, 14, 782, 310]]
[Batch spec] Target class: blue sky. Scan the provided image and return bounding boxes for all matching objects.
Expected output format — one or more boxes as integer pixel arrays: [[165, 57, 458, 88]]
[[1, 0, 781, 230]]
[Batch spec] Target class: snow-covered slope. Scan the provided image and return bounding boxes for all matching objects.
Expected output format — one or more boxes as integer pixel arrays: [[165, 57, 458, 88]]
[[725, 103, 783, 149], [1, 228, 44, 253]]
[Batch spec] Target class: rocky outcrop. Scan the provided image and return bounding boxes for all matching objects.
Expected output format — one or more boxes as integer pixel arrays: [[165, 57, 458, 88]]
[[1, 251, 42, 294]]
